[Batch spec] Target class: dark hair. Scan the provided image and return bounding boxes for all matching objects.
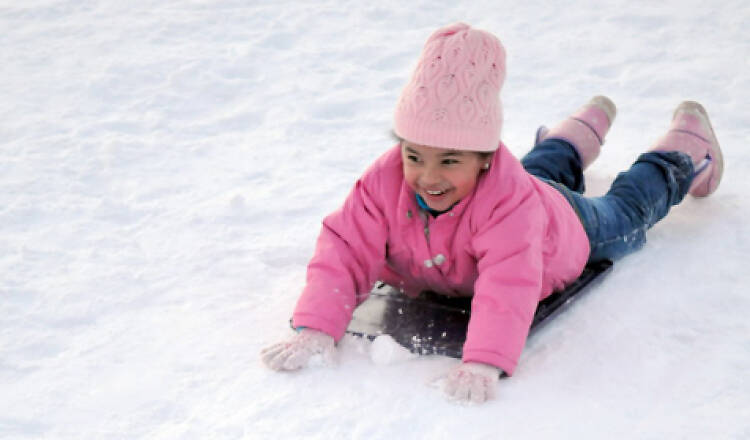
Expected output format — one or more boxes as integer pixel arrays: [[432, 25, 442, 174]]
[[389, 129, 403, 145], [390, 129, 493, 160]]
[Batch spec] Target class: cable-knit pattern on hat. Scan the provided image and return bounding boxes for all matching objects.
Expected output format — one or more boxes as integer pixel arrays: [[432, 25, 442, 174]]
[[394, 23, 506, 152]]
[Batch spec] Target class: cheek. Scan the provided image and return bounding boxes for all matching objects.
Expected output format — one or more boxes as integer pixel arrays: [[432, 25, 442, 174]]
[[402, 166, 419, 189], [451, 170, 481, 193]]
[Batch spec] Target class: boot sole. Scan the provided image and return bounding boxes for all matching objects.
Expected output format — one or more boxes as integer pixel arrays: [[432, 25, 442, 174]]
[[675, 101, 724, 197], [589, 95, 617, 125]]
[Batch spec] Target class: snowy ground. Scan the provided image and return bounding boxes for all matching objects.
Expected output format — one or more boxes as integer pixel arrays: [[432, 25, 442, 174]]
[[2, 0, 749, 438]]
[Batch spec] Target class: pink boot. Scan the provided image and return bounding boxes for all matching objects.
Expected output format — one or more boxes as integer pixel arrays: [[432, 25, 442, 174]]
[[538, 95, 617, 170], [651, 101, 724, 197]]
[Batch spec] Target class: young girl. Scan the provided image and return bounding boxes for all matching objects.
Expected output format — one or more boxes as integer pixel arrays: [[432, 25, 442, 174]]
[[260, 23, 723, 404]]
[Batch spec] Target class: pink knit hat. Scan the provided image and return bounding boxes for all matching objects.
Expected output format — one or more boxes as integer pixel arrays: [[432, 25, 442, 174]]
[[394, 23, 506, 152]]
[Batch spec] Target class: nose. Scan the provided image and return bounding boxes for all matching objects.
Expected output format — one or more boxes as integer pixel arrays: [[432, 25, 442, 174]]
[[419, 163, 442, 186]]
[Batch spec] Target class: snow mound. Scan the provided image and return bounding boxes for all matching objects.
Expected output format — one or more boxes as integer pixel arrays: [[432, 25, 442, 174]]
[[369, 335, 418, 365]]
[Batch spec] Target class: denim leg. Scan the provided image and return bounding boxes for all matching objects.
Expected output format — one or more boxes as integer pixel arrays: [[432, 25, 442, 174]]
[[521, 138, 586, 193], [561, 151, 694, 262]]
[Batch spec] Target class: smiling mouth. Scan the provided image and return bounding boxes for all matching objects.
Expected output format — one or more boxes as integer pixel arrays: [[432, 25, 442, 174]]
[[426, 189, 445, 196]]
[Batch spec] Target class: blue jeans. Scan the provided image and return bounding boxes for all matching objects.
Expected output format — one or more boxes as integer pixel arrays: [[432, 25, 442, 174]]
[[522, 138, 695, 262]]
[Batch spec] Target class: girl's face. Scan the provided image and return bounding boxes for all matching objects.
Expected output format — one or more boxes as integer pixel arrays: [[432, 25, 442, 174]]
[[401, 141, 492, 212]]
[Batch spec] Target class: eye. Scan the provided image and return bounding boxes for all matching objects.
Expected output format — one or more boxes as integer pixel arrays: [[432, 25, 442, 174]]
[[442, 158, 459, 165], [407, 155, 420, 163]]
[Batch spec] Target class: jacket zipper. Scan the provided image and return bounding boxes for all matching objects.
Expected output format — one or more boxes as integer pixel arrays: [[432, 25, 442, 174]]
[[419, 210, 430, 241]]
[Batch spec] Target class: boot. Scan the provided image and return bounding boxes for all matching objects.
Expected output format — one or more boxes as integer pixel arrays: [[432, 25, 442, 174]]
[[651, 101, 724, 197], [537, 95, 617, 170]]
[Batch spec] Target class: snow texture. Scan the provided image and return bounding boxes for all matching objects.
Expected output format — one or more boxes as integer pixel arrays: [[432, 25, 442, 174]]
[[370, 335, 419, 365], [1, 0, 749, 438]]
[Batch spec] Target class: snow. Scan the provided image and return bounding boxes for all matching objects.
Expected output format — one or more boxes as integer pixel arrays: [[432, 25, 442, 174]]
[[369, 335, 418, 365], [1, 0, 749, 438]]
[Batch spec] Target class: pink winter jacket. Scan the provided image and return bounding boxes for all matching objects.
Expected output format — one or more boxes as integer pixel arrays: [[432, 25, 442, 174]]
[[292, 142, 590, 375]]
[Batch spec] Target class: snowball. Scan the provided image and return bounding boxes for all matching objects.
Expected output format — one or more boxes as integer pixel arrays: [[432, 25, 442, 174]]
[[369, 335, 418, 365]]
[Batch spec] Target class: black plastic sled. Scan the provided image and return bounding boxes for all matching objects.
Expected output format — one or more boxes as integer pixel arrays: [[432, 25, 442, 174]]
[[345, 259, 614, 359]]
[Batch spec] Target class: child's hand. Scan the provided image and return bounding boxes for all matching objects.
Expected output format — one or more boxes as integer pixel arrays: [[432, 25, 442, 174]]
[[261, 328, 336, 371], [443, 362, 501, 404]]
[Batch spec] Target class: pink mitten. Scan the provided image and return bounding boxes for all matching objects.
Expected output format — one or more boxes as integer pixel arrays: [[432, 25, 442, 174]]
[[443, 362, 501, 404], [261, 328, 335, 371]]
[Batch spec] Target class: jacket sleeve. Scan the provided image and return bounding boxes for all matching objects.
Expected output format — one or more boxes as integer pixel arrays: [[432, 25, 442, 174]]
[[291, 167, 388, 341], [462, 181, 547, 376]]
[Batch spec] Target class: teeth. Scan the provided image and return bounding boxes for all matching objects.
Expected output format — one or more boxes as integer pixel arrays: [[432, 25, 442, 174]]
[[426, 190, 444, 195]]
